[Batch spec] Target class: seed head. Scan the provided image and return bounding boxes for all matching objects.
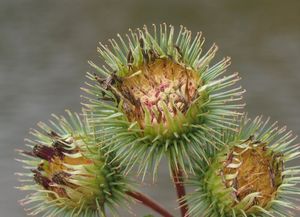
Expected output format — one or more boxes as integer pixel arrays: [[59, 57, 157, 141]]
[[16, 111, 131, 216], [82, 23, 245, 177], [185, 116, 300, 216]]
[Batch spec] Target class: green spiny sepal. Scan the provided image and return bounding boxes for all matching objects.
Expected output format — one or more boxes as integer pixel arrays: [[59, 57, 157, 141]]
[[16, 110, 132, 217], [185, 116, 300, 217], [82, 23, 245, 177]]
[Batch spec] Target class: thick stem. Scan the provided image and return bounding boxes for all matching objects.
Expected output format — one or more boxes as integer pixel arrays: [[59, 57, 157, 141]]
[[127, 191, 174, 217], [172, 168, 189, 217]]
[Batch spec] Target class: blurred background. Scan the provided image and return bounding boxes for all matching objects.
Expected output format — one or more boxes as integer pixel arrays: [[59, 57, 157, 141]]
[[1, 0, 299, 216]]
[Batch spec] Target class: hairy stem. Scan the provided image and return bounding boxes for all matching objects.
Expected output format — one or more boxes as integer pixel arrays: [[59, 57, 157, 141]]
[[172, 168, 189, 217], [127, 191, 174, 217]]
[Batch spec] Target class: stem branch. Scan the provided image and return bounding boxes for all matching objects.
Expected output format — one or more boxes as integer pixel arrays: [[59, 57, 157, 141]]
[[127, 191, 174, 217], [172, 168, 189, 217]]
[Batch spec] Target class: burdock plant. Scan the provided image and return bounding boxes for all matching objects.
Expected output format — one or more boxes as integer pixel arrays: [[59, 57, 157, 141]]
[[185, 116, 300, 217], [16, 23, 299, 217], [16, 111, 132, 216], [82, 23, 245, 177]]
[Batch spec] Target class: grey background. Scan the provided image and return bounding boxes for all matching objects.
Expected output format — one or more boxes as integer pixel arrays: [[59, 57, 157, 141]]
[[1, 0, 300, 216]]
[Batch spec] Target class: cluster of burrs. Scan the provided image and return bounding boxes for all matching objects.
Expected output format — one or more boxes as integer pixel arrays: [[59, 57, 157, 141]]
[[16, 24, 299, 217]]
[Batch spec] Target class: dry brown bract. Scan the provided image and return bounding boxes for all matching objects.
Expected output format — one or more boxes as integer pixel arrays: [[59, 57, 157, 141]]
[[222, 141, 283, 207]]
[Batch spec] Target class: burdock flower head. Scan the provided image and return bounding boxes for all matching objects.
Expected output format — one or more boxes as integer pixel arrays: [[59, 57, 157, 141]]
[[83, 23, 245, 176], [185, 116, 300, 217], [16, 111, 130, 216]]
